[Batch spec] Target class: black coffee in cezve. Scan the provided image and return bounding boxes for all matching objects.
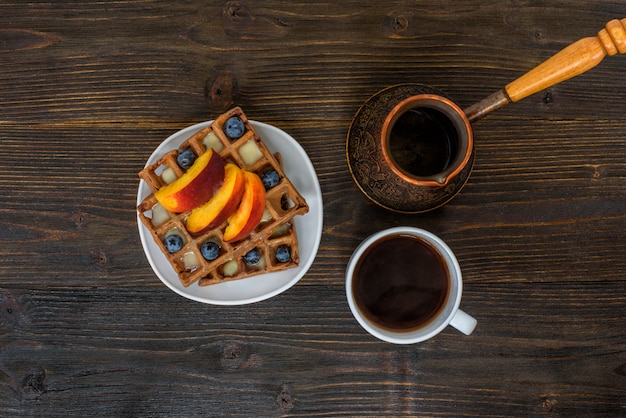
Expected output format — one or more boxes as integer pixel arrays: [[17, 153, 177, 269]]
[[352, 234, 450, 332], [388, 107, 459, 178]]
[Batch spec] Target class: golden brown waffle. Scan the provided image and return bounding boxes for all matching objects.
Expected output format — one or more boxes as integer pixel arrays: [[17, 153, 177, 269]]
[[137, 107, 309, 287]]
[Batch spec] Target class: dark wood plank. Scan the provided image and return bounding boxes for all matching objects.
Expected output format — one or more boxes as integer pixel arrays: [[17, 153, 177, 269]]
[[0, 285, 624, 416]]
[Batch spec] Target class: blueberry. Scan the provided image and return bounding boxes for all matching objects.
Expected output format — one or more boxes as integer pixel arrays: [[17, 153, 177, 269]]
[[242, 248, 261, 265], [261, 169, 280, 190], [164, 234, 184, 253], [275, 245, 291, 263], [200, 241, 220, 261], [177, 149, 196, 170], [224, 116, 245, 139]]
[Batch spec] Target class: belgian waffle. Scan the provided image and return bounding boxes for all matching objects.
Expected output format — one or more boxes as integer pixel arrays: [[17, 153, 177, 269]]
[[137, 107, 309, 287]]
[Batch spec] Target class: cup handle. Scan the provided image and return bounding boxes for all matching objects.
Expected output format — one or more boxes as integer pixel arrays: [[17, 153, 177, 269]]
[[449, 309, 477, 335]]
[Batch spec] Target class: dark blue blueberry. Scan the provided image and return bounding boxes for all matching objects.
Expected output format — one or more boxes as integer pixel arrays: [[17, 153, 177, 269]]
[[177, 149, 196, 170], [261, 169, 280, 190], [242, 248, 261, 265], [224, 116, 245, 139], [275, 245, 291, 263], [164, 234, 184, 253], [200, 241, 220, 261]]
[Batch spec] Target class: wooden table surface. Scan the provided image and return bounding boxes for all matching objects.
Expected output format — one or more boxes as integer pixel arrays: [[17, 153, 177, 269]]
[[1, 1, 625, 416]]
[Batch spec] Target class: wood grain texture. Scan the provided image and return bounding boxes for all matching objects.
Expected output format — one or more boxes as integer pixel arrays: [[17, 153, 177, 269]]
[[0, 0, 625, 416]]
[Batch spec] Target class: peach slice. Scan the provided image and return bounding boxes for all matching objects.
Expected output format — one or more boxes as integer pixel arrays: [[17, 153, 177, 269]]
[[186, 163, 246, 234], [154, 149, 225, 213], [223, 171, 266, 242]]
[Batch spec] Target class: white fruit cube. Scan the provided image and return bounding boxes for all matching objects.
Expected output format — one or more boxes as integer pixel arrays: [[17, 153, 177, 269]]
[[161, 167, 177, 185], [183, 252, 200, 270], [151, 203, 170, 226], [223, 260, 239, 276], [203, 131, 224, 152], [239, 140, 263, 165]]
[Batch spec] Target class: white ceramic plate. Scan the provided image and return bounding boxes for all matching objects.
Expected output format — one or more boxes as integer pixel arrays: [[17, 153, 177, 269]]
[[137, 120, 323, 305]]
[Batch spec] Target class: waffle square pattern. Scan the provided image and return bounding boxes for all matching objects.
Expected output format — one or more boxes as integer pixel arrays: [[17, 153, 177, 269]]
[[137, 108, 309, 287]]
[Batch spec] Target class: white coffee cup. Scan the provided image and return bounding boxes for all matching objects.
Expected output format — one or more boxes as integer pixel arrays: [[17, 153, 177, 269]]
[[345, 227, 476, 344]]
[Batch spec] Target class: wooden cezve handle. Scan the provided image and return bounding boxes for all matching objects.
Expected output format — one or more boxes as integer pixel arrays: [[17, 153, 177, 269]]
[[465, 18, 626, 122]]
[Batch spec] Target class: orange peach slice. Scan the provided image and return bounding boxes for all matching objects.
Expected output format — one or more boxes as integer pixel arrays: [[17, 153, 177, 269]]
[[154, 149, 225, 213], [223, 171, 266, 242], [186, 163, 246, 234]]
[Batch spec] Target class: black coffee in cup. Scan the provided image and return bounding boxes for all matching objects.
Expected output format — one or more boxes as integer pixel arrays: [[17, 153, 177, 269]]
[[352, 233, 450, 332], [387, 107, 460, 178]]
